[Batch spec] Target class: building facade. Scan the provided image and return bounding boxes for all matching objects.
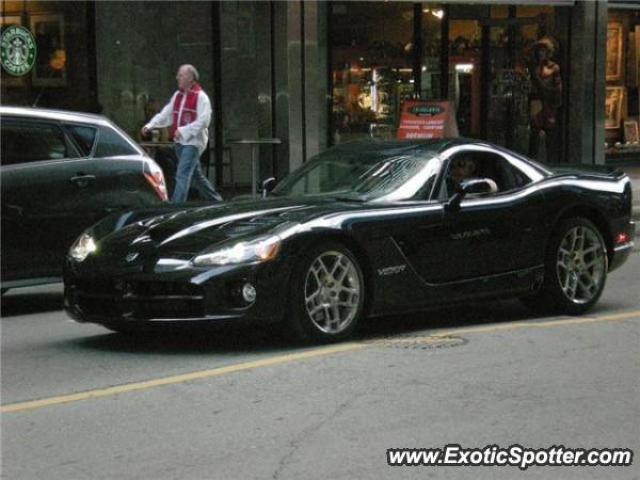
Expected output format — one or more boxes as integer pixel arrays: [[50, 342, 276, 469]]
[[0, 1, 631, 189]]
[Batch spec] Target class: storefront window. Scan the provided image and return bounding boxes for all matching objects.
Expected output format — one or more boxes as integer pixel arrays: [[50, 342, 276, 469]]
[[420, 3, 443, 101], [330, 2, 415, 144], [447, 5, 567, 162], [0, 2, 94, 112], [491, 6, 509, 20], [605, 9, 640, 161], [328, 2, 570, 162], [448, 19, 481, 137]]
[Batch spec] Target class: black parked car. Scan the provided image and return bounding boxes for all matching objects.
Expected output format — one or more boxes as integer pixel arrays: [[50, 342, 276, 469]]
[[64, 139, 635, 342], [1, 107, 168, 292]]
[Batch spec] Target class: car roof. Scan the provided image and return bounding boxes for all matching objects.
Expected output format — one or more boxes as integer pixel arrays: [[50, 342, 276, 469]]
[[1, 106, 147, 157], [0, 106, 112, 126], [321, 137, 494, 159]]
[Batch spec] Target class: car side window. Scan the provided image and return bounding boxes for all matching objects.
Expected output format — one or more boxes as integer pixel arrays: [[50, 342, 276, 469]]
[[475, 153, 531, 192], [94, 127, 138, 158], [65, 124, 97, 157], [497, 157, 531, 191], [441, 152, 482, 199], [440, 150, 532, 199], [0, 120, 76, 166]]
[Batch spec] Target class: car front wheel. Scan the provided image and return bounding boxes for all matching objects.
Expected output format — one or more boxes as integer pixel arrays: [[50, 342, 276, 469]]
[[288, 242, 365, 343], [522, 217, 608, 315]]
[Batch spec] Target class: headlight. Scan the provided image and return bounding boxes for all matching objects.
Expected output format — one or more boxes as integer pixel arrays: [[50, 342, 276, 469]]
[[192, 236, 281, 267], [69, 233, 97, 262]]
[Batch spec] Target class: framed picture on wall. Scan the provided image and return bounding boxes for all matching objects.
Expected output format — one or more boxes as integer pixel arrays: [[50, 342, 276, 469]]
[[607, 22, 623, 81], [605, 86, 625, 130], [628, 32, 636, 87], [624, 120, 639, 143], [635, 26, 640, 87], [30, 13, 66, 87], [0, 15, 26, 87]]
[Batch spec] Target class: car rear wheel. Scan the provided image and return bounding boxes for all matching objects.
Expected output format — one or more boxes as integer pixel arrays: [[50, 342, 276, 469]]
[[288, 242, 365, 343], [522, 218, 608, 315]]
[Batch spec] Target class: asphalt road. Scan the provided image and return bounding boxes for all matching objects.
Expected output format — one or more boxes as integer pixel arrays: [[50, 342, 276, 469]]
[[2, 252, 639, 480]]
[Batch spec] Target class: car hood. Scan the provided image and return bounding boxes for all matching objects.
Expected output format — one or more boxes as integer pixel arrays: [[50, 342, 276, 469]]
[[93, 197, 363, 260]]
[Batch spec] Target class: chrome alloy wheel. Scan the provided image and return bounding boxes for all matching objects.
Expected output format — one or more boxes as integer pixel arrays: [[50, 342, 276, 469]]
[[556, 225, 607, 304], [304, 251, 361, 334]]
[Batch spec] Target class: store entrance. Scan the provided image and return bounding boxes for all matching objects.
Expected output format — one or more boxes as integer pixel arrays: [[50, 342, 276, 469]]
[[448, 6, 566, 163], [483, 19, 538, 158]]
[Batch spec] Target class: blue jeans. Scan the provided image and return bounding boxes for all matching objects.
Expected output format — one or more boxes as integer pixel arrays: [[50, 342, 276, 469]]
[[172, 144, 222, 204]]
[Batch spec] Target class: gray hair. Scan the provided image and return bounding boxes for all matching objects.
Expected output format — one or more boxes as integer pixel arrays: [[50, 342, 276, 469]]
[[180, 64, 199, 82]]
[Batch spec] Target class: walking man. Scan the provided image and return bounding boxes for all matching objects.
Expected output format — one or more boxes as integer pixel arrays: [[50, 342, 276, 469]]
[[142, 64, 222, 203]]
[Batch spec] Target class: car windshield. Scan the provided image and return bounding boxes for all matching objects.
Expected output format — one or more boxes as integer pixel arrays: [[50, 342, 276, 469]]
[[272, 146, 442, 202]]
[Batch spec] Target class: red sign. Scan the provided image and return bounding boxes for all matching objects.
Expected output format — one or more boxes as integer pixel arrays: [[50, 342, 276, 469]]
[[396, 100, 459, 140]]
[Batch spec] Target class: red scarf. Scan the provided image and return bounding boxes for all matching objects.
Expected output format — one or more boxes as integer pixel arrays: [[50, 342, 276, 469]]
[[170, 83, 202, 139]]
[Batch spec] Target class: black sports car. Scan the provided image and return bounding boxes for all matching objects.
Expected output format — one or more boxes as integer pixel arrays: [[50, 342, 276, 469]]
[[64, 139, 635, 342]]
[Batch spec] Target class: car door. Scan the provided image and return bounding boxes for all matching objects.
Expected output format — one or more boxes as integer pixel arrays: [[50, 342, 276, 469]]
[[65, 122, 159, 213], [87, 123, 163, 210], [412, 145, 545, 290], [1, 117, 103, 281]]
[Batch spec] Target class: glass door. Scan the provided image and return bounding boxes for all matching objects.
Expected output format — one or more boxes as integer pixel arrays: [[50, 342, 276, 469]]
[[481, 5, 567, 163], [484, 22, 534, 156]]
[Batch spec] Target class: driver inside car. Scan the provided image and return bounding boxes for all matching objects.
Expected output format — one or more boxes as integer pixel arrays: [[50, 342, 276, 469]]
[[450, 156, 477, 184], [446, 156, 477, 196], [446, 156, 498, 197]]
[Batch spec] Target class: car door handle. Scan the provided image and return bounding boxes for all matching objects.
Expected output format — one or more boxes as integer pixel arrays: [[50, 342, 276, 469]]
[[3, 204, 24, 216], [70, 174, 96, 187]]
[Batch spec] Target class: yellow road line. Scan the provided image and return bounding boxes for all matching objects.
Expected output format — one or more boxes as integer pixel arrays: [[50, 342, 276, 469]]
[[1, 342, 367, 414], [3, 310, 639, 414], [423, 309, 640, 339]]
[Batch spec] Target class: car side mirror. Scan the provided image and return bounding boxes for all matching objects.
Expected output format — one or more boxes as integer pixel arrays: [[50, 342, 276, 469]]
[[446, 177, 498, 211], [260, 177, 277, 198]]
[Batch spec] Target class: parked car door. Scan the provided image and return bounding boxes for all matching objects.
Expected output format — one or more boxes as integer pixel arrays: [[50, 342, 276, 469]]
[[64, 122, 164, 213], [1, 117, 105, 281]]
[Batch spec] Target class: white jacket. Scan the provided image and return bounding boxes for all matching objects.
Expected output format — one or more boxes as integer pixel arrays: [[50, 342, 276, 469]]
[[144, 88, 212, 155]]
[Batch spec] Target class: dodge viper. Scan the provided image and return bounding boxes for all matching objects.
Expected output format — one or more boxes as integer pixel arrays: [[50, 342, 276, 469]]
[[64, 139, 635, 342]]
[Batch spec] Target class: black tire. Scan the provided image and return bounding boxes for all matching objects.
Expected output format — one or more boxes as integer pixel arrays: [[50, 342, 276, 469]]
[[287, 241, 366, 343], [521, 217, 608, 315]]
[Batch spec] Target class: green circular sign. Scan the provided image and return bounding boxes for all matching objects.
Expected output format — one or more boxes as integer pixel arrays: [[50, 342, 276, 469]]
[[1, 25, 36, 76]]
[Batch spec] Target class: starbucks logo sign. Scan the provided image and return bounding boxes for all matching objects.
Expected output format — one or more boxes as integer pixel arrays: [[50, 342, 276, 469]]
[[1, 26, 36, 76]]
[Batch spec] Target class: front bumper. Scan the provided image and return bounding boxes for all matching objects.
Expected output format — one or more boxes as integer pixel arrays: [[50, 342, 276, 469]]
[[64, 257, 292, 329]]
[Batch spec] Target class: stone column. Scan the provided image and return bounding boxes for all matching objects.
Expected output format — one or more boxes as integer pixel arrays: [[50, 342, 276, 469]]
[[567, 0, 607, 165]]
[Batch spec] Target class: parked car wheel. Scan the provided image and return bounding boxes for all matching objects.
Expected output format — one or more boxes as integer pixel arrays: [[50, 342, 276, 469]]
[[288, 242, 365, 343], [522, 218, 608, 315]]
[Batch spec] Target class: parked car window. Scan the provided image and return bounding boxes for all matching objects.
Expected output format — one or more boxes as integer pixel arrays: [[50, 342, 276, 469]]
[[66, 124, 97, 157], [0, 121, 74, 166], [94, 127, 138, 157]]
